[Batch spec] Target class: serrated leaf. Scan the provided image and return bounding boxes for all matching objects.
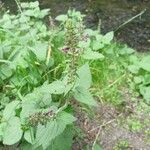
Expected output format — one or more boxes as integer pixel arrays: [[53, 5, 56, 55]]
[[3, 101, 20, 120], [74, 87, 97, 106], [83, 50, 104, 60], [30, 1, 39, 8], [134, 76, 143, 84], [3, 117, 23, 145], [76, 63, 92, 89], [139, 86, 150, 103], [34, 111, 75, 150], [21, 2, 30, 8], [57, 111, 76, 124], [119, 47, 135, 55], [143, 74, 150, 85], [0, 122, 7, 139], [78, 39, 90, 49], [40, 9, 50, 18], [24, 128, 34, 144], [29, 43, 48, 61], [128, 65, 139, 74], [1, 65, 12, 79], [41, 81, 66, 94], [35, 121, 58, 149], [55, 15, 68, 22], [48, 127, 74, 150], [140, 56, 150, 72], [92, 40, 104, 51], [84, 29, 98, 36], [21, 92, 42, 122], [102, 31, 114, 44]]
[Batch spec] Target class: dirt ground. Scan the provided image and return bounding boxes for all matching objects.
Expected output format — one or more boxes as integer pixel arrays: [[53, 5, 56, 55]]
[[73, 103, 150, 150]]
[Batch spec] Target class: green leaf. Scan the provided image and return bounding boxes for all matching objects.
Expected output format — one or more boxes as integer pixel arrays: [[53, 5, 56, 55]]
[[78, 39, 91, 49], [57, 111, 76, 124], [12, 47, 28, 68], [30, 43, 48, 61], [140, 56, 150, 72], [24, 128, 34, 144], [34, 111, 75, 150], [21, 2, 30, 8], [3, 117, 23, 145], [40, 9, 50, 18], [35, 121, 58, 149], [102, 31, 114, 44], [21, 81, 65, 122], [74, 87, 97, 106], [0, 65, 12, 79], [134, 76, 143, 84], [41, 81, 66, 94], [92, 40, 104, 51], [48, 127, 74, 150], [77, 64, 92, 89], [93, 144, 103, 150], [0, 122, 7, 141], [119, 47, 135, 55], [143, 74, 150, 85], [83, 50, 104, 60], [55, 15, 68, 22], [3, 101, 20, 120], [0, 47, 3, 59], [128, 65, 139, 74], [30, 1, 39, 8], [139, 86, 150, 103], [84, 29, 98, 36], [21, 95, 41, 122]]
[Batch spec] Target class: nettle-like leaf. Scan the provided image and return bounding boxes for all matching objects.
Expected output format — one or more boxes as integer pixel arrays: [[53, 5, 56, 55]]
[[55, 15, 68, 22], [74, 86, 97, 106], [0, 64, 13, 80], [29, 42, 48, 61], [139, 56, 150, 72], [128, 65, 140, 74], [139, 85, 150, 103], [21, 92, 51, 122], [48, 127, 74, 150], [21, 1, 39, 9], [76, 63, 92, 89], [3, 100, 20, 120], [11, 46, 29, 69], [118, 47, 135, 55], [3, 117, 23, 145], [92, 40, 104, 51], [82, 49, 104, 60], [21, 80, 66, 122], [84, 29, 99, 36], [143, 74, 150, 85], [34, 112, 76, 150], [24, 128, 35, 144], [40, 80, 67, 94], [78, 39, 91, 49], [102, 31, 114, 44], [0, 122, 7, 142], [133, 76, 143, 84]]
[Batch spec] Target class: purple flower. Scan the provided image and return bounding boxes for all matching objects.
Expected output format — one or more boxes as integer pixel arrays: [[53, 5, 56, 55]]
[[62, 47, 70, 53]]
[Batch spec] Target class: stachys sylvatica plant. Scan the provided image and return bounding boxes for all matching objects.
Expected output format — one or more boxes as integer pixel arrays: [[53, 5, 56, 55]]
[[0, 1, 115, 149]]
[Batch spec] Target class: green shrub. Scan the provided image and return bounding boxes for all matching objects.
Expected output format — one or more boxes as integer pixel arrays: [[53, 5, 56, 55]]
[[1, 1, 148, 149]]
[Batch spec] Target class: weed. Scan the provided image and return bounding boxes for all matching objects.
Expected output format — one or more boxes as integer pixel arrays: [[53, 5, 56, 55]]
[[0, 1, 150, 149], [113, 140, 129, 150]]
